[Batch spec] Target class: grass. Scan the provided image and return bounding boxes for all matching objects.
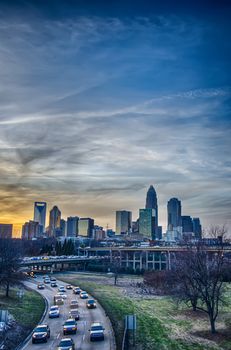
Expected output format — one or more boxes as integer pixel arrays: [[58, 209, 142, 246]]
[[58, 273, 231, 350], [0, 285, 45, 329]]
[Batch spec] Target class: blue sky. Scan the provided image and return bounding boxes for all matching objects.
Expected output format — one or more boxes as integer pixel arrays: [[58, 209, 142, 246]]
[[0, 1, 230, 236]]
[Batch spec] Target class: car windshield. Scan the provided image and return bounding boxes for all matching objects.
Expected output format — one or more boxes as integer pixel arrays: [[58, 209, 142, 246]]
[[50, 306, 58, 311], [59, 339, 72, 346], [34, 326, 47, 332], [65, 320, 75, 325], [91, 325, 103, 331], [88, 300, 95, 304]]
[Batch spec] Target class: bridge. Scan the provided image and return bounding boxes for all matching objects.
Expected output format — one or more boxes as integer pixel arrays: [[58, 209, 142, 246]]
[[21, 256, 108, 273], [21, 245, 231, 272]]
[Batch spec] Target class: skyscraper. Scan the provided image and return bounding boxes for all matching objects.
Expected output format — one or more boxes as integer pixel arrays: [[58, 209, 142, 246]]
[[192, 218, 202, 239], [167, 198, 182, 230], [60, 219, 66, 237], [34, 202, 47, 233], [22, 220, 39, 240], [182, 216, 193, 233], [67, 216, 79, 237], [49, 205, 61, 237], [145, 185, 158, 237], [78, 218, 94, 237], [139, 209, 155, 239], [0, 223, 13, 239], [115, 210, 132, 235]]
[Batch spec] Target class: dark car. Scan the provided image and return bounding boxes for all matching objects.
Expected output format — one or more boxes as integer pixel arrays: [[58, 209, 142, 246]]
[[69, 309, 80, 321], [63, 319, 77, 335], [37, 283, 45, 290], [86, 299, 96, 309], [73, 287, 81, 295], [51, 281, 57, 287], [57, 337, 75, 350], [89, 322, 105, 341], [32, 324, 50, 343]]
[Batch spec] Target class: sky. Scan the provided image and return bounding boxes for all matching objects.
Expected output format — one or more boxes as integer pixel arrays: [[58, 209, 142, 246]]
[[0, 1, 230, 237]]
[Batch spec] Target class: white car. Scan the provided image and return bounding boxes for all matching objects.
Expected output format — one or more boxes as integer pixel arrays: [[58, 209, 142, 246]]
[[0, 322, 7, 333], [56, 292, 67, 299], [80, 291, 88, 299], [49, 305, 60, 318], [58, 286, 66, 293]]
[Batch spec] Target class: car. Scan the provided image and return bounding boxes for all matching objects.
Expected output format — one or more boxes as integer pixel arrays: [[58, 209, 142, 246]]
[[50, 277, 56, 281], [0, 322, 7, 333], [49, 305, 60, 318], [63, 319, 77, 335], [66, 284, 72, 290], [58, 286, 66, 293], [57, 292, 67, 299], [89, 322, 105, 341], [69, 309, 80, 321], [44, 278, 50, 284], [57, 337, 75, 350], [73, 287, 81, 295], [70, 300, 78, 309], [32, 324, 50, 343], [37, 283, 45, 290], [86, 299, 96, 309], [43, 275, 50, 279], [80, 291, 88, 299], [51, 281, 57, 287], [54, 295, 64, 305]]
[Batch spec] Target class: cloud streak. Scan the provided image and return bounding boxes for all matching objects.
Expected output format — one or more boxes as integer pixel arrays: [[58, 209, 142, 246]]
[[0, 7, 230, 235]]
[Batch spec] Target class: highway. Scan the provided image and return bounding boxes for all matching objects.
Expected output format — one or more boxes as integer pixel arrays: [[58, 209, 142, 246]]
[[21, 277, 115, 350]]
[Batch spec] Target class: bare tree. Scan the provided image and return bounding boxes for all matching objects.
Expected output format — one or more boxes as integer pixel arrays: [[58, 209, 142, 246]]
[[110, 251, 121, 285], [0, 239, 24, 297], [172, 244, 225, 334], [205, 224, 228, 241]]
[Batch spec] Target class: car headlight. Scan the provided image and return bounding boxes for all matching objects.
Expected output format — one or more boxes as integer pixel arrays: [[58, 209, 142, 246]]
[[42, 333, 47, 337]]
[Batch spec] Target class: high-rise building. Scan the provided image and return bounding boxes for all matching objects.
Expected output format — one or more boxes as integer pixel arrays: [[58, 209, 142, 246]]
[[49, 206, 61, 237], [139, 208, 156, 239], [0, 223, 13, 239], [182, 216, 193, 233], [115, 210, 132, 235], [34, 202, 46, 233], [78, 218, 94, 237], [67, 216, 79, 237], [145, 185, 158, 237], [22, 220, 40, 240], [93, 225, 105, 240], [192, 218, 202, 239], [60, 219, 66, 237], [167, 198, 182, 230]]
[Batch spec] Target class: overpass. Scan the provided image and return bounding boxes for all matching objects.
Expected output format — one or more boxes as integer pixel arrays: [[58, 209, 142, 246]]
[[21, 245, 231, 272], [21, 256, 108, 273]]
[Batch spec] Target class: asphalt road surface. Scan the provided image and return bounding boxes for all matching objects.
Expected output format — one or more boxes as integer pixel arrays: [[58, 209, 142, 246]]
[[21, 277, 115, 350]]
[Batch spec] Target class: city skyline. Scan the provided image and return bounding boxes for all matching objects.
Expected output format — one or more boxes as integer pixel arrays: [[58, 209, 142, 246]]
[[0, 1, 230, 237], [6, 185, 203, 238]]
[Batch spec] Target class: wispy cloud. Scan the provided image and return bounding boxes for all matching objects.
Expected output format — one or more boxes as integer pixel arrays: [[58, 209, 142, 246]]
[[0, 9, 230, 234]]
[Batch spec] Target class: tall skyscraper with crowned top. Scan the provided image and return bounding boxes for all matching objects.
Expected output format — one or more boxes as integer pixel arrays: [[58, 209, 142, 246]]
[[145, 185, 159, 238]]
